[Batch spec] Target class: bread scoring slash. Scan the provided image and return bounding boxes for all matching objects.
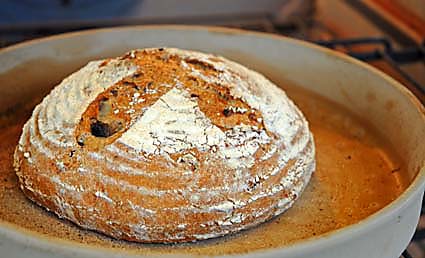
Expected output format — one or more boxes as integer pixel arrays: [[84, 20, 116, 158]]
[[13, 48, 315, 243]]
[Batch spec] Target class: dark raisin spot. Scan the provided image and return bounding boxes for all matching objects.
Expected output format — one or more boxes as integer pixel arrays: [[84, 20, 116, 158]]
[[158, 48, 164, 51], [190, 93, 199, 98], [132, 73, 142, 79], [143, 82, 154, 93], [110, 89, 118, 96], [90, 120, 123, 138], [69, 150, 76, 157], [217, 91, 230, 101], [186, 59, 216, 71], [248, 113, 256, 120], [188, 77, 199, 86], [90, 121, 113, 137], [77, 135, 85, 146], [222, 108, 233, 117]]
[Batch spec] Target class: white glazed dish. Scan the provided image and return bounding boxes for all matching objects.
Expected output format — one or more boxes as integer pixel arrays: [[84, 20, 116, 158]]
[[0, 25, 424, 258]]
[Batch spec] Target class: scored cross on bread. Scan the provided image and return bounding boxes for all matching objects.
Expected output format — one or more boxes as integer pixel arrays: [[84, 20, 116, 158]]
[[13, 48, 315, 243]]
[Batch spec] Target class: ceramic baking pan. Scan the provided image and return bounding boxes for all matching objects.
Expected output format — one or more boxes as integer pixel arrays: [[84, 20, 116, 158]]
[[0, 26, 424, 258]]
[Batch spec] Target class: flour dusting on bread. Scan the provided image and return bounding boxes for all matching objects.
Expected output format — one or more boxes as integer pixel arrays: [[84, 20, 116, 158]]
[[14, 48, 315, 243]]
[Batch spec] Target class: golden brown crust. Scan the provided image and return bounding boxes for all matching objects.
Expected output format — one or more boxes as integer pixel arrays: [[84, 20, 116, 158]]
[[13, 48, 315, 243]]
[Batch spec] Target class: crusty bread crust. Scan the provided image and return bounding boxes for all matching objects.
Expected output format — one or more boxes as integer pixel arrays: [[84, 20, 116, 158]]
[[13, 48, 315, 243]]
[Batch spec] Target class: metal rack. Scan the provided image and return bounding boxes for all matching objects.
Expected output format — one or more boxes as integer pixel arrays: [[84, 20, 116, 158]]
[[314, 38, 425, 99]]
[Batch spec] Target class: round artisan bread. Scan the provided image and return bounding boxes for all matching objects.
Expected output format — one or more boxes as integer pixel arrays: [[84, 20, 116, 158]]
[[14, 48, 315, 243]]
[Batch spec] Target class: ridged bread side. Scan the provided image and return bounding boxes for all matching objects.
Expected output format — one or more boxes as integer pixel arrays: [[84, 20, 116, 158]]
[[14, 48, 315, 243]]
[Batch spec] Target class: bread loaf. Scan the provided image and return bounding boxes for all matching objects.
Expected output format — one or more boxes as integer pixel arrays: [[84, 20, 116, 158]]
[[13, 48, 315, 243]]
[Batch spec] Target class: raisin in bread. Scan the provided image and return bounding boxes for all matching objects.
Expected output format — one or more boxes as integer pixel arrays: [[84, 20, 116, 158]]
[[14, 48, 315, 243]]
